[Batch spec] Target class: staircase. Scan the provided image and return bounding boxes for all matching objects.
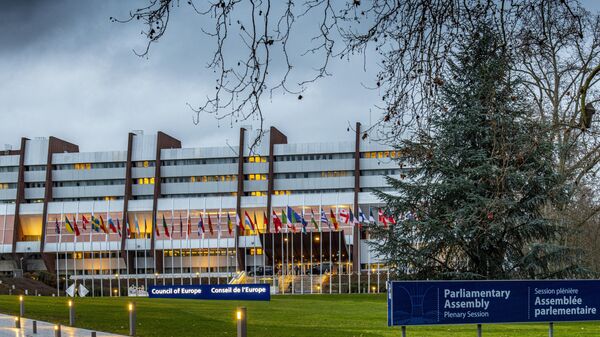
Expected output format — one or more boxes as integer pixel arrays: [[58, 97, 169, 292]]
[[278, 274, 330, 294], [228, 271, 247, 284]]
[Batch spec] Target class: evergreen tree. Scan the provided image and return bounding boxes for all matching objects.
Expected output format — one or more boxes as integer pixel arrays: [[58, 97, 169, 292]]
[[369, 27, 586, 280]]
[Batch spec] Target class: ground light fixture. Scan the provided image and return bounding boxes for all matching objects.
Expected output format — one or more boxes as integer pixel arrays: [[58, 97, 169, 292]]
[[19, 295, 24, 317], [236, 307, 247, 337], [129, 302, 136, 336], [68, 300, 75, 326], [54, 324, 61, 337], [14, 316, 20, 329]]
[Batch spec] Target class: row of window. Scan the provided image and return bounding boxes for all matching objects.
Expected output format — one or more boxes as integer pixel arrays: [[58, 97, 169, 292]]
[[274, 153, 354, 162], [134, 161, 155, 168], [54, 162, 126, 170], [274, 171, 354, 179], [135, 178, 155, 185], [53, 179, 125, 187], [360, 169, 402, 176], [0, 183, 16, 190], [163, 175, 238, 183], [246, 156, 267, 163], [247, 174, 267, 181], [246, 191, 267, 196], [25, 182, 45, 188], [52, 196, 124, 202], [25, 165, 46, 171], [0, 166, 18, 173], [161, 158, 238, 166], [361, 151, 402, 159]]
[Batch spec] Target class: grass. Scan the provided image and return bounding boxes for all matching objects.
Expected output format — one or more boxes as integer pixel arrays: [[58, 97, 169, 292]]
[[0, 294, 599, 336]]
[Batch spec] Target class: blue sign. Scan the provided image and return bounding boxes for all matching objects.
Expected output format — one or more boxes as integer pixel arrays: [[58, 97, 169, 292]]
[[148, 284, 270, 301], [388, 280, 600, 326]]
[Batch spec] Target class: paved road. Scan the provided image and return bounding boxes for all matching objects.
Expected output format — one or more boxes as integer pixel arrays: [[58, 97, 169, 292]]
[[0, 313, 126, 337]]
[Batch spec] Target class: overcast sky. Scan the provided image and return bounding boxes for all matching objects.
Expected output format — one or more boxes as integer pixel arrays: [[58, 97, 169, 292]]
[[1, 1, 599, 153]]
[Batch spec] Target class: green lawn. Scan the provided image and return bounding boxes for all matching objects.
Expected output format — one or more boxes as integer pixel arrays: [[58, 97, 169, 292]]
[[0, 294, 598, 336]]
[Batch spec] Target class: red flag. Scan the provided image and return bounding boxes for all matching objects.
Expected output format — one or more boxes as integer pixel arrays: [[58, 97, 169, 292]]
[[378, 209, 388, 228], [244, 211, 255, 231], [339, 208, 350, 224], [81, 215, 89, 231], [207, 214, 214, 235], [99, 215, 109, 234], [72, 216, 80, 236], [237, 213, 245, 233], [272, 210, 282, 233], [116, 218, 122, 237]]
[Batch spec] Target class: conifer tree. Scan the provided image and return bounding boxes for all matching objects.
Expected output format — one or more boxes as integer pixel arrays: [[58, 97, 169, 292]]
[[369, 26, 586, 280]]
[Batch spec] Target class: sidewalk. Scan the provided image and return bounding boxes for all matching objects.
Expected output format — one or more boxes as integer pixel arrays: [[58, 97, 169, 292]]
[[0, 313, 126, 337]]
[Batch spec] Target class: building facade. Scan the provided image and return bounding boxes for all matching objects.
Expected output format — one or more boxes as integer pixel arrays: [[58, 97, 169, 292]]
[[0, 124, 404, 296]]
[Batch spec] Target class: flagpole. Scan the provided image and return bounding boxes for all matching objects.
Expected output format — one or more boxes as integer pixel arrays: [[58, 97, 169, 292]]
[[319, 193, 323, 294], [56, 214, 61, 296], [204, 198, 209, 285], [367, 206, 371, 294], [301, 196, 305, 295], [270, 211, 274, 291], [61, 203, 68, 297], [337, 195, 341, 295], [74, 209, 78, 297], [217, 208, 221, 285], [90, 203, 95, 297], [106, 203, 111, 297], [170, 201, 174, 285], [188, 198, 192, 285], [134, 216, 139, 292], [143, 217, 148, 290], [221, 198, 228, 283], [280, 209, 284, 294]]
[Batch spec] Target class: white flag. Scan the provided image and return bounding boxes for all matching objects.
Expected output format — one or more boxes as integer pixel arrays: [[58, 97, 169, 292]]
[[78, 284, 89, 297], [66, 283, 76, 297]]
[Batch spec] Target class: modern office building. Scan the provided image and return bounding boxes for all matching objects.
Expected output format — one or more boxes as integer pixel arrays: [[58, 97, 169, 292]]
[[0, 124, 404, 295]]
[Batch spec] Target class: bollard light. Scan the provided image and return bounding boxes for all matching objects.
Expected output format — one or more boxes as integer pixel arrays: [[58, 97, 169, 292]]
[[54, 324, 61, 337], [32, 320, 37, 334], [236, 307, 247, 337], [15, 316, 20, 329], [128, 302, 136, 336], [19, 295, 24, 317], [68, 300, 75, 326]]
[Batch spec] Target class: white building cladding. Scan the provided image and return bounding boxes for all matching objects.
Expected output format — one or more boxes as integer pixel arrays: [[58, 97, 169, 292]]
[[0, 124, 404, 295]]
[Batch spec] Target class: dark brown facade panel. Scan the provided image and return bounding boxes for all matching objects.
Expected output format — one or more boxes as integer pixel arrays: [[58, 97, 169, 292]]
[[151, 131, 181, 272], [353, 122, 361, 275], [40, 137, 79, 253], [266, 127, 288, 233], [11, 138, 28, 260], [121, 132, 135, 255], [235, 128, 245, 271]]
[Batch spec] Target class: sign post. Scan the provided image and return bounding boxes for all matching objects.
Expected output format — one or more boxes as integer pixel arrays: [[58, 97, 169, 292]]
[[388, 279, 600, 334]]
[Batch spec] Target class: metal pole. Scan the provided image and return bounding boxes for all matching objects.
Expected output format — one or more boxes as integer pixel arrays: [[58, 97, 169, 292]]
[[68, 300, 75, 326], [477, 324, 482, 337], [401, 326, 406, 337], [236, 307, 247, 337], [549, 322, 554, 337], [33, 320, 37, 333], [129, 302, 136, 336]]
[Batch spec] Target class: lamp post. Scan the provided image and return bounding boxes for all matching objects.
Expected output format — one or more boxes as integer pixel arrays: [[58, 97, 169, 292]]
[[19, 295, 24, 317], [128, 302, 136, 336], [236, 307, 247, 337], [68, 300, 75, 326]]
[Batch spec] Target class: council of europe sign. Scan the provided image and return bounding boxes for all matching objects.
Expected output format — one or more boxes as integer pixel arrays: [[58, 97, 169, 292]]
[[388, 280, 600, 326], [149, 284, 270, 301]]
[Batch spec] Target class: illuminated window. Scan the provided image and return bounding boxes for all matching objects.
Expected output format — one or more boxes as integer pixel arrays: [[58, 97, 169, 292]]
[[249, 157, 255, 163], [249, 174, 255, 180], [150, 177, 155, 184], [86, 163, 91, 170], [143, 161, 149, 168], [143, 178, 149, 184], [190, 176, 196, 182]]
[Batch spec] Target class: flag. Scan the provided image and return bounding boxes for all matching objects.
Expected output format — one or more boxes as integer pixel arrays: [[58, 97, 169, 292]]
[[378, 209, 388, 228], [155, 217, 160, 237], [198, 213, 205, 235], [281, 209, 288, 226], [236, 213, 244, 233], [99, 215, 108, 234], [108, 217, 117, 233], [349, 209, 360, 229], [358, 208, 366, 223], [116, 218, 122, 237], [207, 214, 214, 235], [162, 214, 170, 238], [253, 212, 259, 233], [81, 215, 89, 230], [64, 216, 74, 234], [134, 215, 141, 236], [179, 214, 183, 235], [187, 214, 192, 237], [144, 218, 149, 237], [330, 209, 339, 231], [340, 208, 350, 224], [320, 210, 330, 230], [90, 215, 100, 232], [71, 216, 81, 236], [244, 211, 255, 231], [386, 211, 397, 225], [310, 209, 319, 231], [369, 208, 376, 224], [298, 210, 308, 233], [284, 208, 296, 233], [263, 212, 269, 233], [272, 210, 282, 233], [125, 218, 131, 238], [286, 206, 295, 224], [227, 213, 233, 235], [55, 218, 61, 234]]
